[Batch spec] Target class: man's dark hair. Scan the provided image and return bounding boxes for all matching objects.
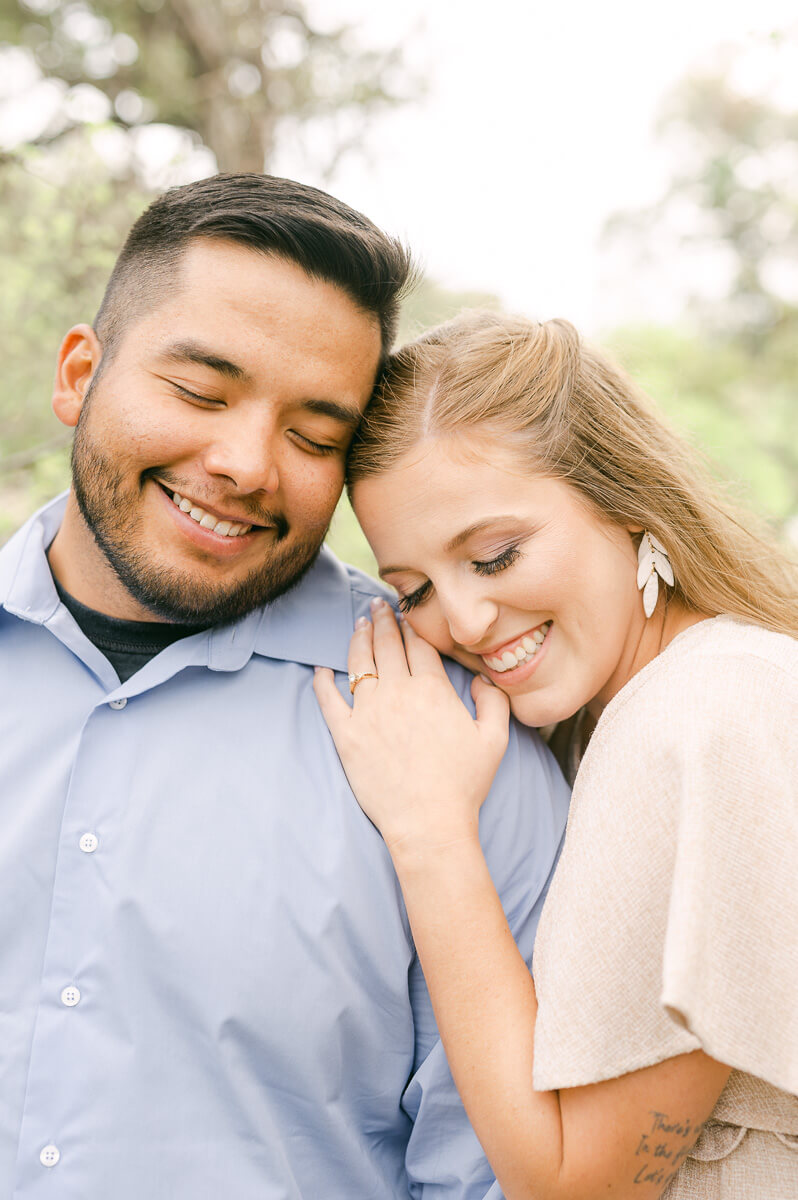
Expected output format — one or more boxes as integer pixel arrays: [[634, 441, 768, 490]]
[[94, 173, 413, 365]]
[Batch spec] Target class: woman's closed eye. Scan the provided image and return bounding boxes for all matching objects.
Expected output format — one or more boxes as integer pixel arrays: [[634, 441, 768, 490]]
[[472, 545, 521, 576], [396, 547, 522, 614], [397, 580, 432, 614]]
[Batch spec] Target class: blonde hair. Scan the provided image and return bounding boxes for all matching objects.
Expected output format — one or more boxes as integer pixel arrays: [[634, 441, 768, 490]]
[[348, 311, 798, 638]]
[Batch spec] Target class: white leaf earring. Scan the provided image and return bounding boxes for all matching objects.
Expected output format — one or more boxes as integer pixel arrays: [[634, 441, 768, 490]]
[[637, 531, 675, 618]]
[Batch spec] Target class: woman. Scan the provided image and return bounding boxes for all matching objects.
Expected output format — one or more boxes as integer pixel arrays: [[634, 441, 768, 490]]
[[313, 312, 798, 1199]]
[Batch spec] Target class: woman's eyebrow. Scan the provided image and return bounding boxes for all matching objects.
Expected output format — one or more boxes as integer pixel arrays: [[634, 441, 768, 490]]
[[443, 517, 519, 553], [379, 518, 523, 577]]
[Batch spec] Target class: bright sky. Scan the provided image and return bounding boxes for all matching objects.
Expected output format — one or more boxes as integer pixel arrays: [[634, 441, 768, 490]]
[[275, 0, 798, 332]]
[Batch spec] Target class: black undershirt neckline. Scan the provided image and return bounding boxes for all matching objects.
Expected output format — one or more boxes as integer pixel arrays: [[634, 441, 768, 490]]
[[54, 579, 208, 683]]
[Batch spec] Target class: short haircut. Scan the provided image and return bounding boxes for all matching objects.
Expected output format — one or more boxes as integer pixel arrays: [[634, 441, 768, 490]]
[[94, 173, 413, 365]]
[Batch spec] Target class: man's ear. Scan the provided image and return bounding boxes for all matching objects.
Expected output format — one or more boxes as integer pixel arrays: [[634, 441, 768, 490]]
[[52, 324, 103, 428]]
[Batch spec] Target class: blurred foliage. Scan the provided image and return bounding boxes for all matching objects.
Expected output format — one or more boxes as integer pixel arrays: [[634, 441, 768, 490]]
[[603, 33, 798, 345], [606, 320, 798, 522], [325, 492, 377, 579], [396, 277, 499, 343], [0, 139, 148, 540], [0, 0, 416, 174], [601, 33, 797, 541]]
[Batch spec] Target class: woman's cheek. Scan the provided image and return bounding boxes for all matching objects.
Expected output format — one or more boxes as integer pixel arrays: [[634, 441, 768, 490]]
[[409, 610, 452, 656]]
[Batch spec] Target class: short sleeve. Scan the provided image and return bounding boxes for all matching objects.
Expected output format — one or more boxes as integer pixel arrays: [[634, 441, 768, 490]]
[[532, 624, 798, 1095], [661, 654, 798, 1096]]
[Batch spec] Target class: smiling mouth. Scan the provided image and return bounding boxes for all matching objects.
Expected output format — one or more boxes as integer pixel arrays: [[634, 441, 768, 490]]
[[158, 483, 262, 538], [481, 621, 553, 673]]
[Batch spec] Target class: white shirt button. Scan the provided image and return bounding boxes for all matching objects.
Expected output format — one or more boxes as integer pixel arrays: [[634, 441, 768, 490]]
[[108, 697, 127, 709], [79, 832, 99, 853], [61, 985, 81, 1007], [40, 1145, 60, 1167]]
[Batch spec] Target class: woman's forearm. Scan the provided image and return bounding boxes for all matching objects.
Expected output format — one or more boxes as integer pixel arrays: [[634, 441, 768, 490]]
[[390, 832, 564, 1200]]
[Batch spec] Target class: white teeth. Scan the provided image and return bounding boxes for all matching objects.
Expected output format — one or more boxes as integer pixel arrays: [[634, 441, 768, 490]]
[[167, 488, 252, 537], [483, 623, 552, 673]]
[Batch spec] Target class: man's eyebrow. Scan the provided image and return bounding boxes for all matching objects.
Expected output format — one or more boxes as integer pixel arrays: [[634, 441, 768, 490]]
[[159, 340, 251, 382], [157, 344, 361, 428], [298, 397, 362, 430]]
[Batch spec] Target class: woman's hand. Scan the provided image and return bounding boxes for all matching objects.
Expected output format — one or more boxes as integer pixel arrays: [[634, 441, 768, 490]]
[[313, 597, 510, 857]]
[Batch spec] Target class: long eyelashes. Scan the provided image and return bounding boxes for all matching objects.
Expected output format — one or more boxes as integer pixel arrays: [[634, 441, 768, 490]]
[[472, 545, 521, 575], [397, 580, 432, 614], [396, 546, 522, 613]]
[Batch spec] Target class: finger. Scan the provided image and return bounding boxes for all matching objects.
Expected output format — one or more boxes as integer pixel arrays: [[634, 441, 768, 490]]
[[399, 617, 449, 678], [313, 666, 353, 733], [347, 615, 380, 699], [471, 674, 511, 753], [369, 597, 411, 678]]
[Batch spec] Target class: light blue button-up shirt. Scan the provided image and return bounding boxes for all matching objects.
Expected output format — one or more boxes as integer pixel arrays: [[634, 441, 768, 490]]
[[0, 494, 569, 1200]]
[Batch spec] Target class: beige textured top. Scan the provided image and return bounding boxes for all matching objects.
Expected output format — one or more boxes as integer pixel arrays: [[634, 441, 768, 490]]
[[532, 617, 798, 1197]]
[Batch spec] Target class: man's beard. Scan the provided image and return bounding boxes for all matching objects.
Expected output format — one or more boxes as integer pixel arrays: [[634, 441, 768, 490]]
[[70, 405, 326, 626]]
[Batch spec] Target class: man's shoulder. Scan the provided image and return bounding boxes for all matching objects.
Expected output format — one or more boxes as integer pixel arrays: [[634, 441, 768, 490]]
[[249, 546, 393, 672], [343, 559, 395, 614]]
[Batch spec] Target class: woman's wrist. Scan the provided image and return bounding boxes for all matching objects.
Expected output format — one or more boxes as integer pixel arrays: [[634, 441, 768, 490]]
[[385, 818, 484, 877]]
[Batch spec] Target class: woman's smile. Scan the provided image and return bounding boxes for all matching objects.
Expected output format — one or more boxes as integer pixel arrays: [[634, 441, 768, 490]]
[[478, 620, 553, 678]]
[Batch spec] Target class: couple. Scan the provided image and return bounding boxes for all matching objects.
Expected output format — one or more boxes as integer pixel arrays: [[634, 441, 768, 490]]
[[0, 173, 795, 1200]]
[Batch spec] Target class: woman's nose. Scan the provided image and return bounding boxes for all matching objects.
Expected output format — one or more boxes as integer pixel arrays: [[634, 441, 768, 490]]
[[440, 589, 499, 651]]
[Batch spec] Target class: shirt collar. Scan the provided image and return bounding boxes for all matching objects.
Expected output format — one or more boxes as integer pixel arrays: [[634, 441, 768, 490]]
[[248, 548, 356, 673], [0, 492, 65, 623], [1, 493, 358, 674]]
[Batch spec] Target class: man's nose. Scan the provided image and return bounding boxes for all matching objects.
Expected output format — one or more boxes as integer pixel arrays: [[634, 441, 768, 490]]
[[202, 417, 280, 496]]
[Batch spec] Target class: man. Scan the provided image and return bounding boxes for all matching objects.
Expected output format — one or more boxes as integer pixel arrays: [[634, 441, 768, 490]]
[[0, 173, 569, 1199]]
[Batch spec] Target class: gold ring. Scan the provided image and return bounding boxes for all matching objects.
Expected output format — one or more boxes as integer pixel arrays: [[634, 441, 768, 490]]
[[349, 671, 378, 695]]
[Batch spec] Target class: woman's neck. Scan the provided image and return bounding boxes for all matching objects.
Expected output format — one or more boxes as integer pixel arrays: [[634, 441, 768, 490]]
[[586, 603, 710, 724]]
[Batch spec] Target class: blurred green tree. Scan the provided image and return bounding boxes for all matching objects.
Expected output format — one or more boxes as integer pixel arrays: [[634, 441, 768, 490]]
[[602, 33, 798, 530], [605, 322, 798, 523], [0, 139, 148, 540], [0, 0, 415, 174], [603, 35, 798, 345]]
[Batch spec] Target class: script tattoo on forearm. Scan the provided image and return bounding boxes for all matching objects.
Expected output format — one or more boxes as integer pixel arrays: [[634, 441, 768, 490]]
[[632, 1110, 699, 1191]]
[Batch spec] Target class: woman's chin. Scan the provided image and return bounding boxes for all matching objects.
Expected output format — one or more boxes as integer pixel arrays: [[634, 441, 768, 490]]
[[508, 689, 588, 731]]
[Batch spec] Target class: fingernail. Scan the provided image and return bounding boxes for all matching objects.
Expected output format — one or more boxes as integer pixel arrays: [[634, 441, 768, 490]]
[[355, 615, 370, 629], [314, 665, 322, 673], [370, 596, 385, 611], [479, 673, 493, 685]]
